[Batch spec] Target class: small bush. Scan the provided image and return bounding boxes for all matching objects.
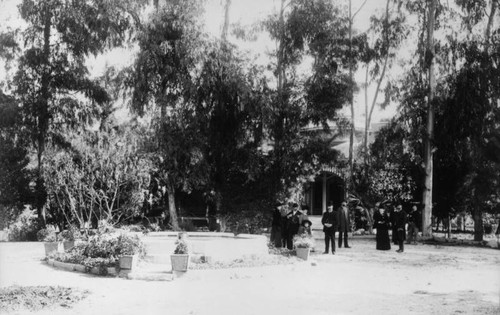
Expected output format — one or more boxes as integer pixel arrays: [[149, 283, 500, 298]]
[[8, 210, 39, 241], [60, 226, 82, 241], [293, 233, 315, 249], [36, 228, 56, 242], [224, 210, 271, 235], [173, 233, 189, 254]]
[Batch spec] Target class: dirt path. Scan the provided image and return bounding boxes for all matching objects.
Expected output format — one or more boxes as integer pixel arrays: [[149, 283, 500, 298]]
[[0, 238, 498, 315]]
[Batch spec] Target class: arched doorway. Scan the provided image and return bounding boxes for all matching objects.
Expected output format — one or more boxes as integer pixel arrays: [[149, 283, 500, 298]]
[[304, 171, 346, 215]]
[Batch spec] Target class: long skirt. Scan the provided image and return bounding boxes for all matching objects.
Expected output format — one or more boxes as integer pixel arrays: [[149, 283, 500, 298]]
[[376, 228, 391, 250]]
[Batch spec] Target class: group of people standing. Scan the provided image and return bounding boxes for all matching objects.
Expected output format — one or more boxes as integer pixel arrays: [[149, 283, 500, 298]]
[[270, 202, 313, 250], [373, 203, 420, 253], [271, 200, 421, 254]]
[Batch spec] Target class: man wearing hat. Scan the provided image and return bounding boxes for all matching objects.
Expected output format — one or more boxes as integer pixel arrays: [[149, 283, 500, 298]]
[[322, 201, 338, 254], [337, 201, 351, 248], [393, 204, 407, 253]]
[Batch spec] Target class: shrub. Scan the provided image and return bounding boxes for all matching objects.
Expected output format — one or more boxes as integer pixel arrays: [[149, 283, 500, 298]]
[[36, 228, 56, 242], [293, 233, 315, 249], [224, 210, 271, 235], [59, 226, 82, 241], [83, 233, 146, 259], [8, 209, 39, 241], [173, 233, 189, 254]]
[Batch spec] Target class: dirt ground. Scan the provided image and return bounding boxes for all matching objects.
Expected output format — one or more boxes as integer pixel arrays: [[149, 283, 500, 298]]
[[0, 238, 499, 315]]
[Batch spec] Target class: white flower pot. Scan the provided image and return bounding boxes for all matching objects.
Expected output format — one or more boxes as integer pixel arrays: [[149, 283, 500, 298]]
[[171, 254, 190, 272], [296, 247, 311, 260]]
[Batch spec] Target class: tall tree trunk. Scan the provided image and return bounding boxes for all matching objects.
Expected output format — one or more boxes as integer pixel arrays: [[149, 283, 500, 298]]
[[273, 0, 286, 196], [422, 0, 437, 238], [221, 0, 231, 42], [348, 0, 355, 185], [363, 63, 369, 163], [166, 180, 179, 231], [36, 7, 53, 228], [364, 0, 390, 165], [472, 0, 498, 241]]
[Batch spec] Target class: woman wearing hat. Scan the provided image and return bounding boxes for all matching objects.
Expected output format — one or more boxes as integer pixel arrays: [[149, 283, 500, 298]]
[[270, 203, 284, 247], [373, 205, 391, 250]]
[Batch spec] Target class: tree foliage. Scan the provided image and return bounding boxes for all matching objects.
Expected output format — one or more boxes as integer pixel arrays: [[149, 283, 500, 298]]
[[263, 0, 356, 200], [43, 126, 151, 228], [371, 0, 499, 240], [3, 0, 148, 226], [0, 92, 32, 228]]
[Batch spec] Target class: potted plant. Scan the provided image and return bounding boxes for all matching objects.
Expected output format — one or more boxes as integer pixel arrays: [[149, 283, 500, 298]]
[[171, 233, 189, 272], [37, 228, 60, 256], [293, 233, 315, 260], [117, 234, 145, 272], [60, 226, 81, 252]]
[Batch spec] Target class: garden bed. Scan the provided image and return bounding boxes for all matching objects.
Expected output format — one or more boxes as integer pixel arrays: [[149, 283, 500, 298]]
[[46, 259, 119, 276]]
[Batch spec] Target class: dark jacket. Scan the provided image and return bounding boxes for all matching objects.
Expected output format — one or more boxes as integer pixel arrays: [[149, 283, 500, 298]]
[[272, 209, 281, 227], [373, 211, 391, 230], [393, 210, 407, 231], [322, 211, 338, 232], [407, 210, 420, 229], [337, 206, 351, 232], [287, 211, 301, 235]]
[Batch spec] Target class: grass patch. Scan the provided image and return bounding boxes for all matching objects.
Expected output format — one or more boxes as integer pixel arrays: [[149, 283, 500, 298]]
[[0, 285, 89, 313]]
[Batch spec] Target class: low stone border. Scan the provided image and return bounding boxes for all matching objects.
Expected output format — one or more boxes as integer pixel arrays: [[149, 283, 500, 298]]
[[46, 259, 118, 276]]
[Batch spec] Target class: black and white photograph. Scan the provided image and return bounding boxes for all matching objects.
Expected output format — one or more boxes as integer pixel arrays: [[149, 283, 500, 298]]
[[0, 0, 499, 314]]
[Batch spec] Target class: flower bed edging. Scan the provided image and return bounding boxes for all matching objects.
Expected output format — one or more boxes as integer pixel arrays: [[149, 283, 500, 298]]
[[46, 259, 117, 276]]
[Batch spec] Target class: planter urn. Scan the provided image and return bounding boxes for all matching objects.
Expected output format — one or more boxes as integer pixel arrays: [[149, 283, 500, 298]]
[[62, 240, 75, 252], [296, 247, 311, 260], [119, 254, 138, 271], [171, 254, 190, 272], [44, 242, 61, 256]]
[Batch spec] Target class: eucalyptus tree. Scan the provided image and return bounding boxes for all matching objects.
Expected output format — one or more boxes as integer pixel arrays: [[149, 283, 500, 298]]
[[1, 0, 147, 226], [437, 0, 499, 240], [362, 0, 408, 162], [421, 0, 437, 238], [376, 0, 499, 240], [129, 0, 206, 230], [131, 0, 272, 225], [263, 0, 356, 199]]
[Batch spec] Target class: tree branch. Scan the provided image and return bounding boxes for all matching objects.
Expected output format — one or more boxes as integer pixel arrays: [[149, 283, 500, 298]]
[[352, 0, 368, 21]]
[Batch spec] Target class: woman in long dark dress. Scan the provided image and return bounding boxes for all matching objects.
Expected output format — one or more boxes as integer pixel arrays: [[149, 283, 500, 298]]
[[373, 206, 391, 250]]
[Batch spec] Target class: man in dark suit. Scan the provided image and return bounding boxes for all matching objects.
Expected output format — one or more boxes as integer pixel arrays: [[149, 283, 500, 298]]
[[393, 204, 407, 253], [286, 203, 301, 250], [322, 202, 338, 254], [337, 201, 351, 248]]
